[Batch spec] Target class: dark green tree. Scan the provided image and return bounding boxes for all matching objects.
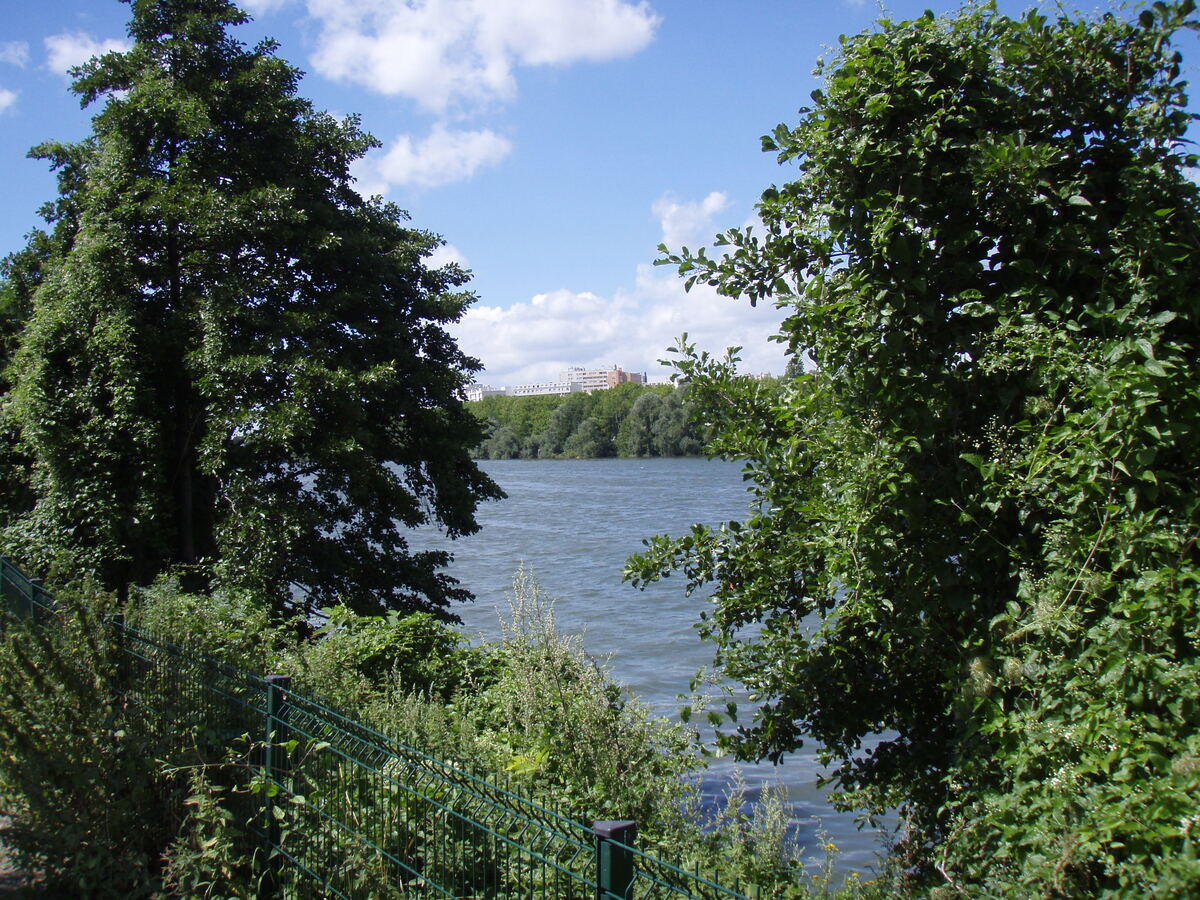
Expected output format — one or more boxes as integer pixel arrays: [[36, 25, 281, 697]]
[[650, 389, 703, 457], [630, 2, 1200, 892], [616, 391, 663, 457], [480, 425, 521, 460], [562, 417, 607, 458], [2, 0, 501, 617], [534, 392, 592, 456], [588, 380, 645, 448]]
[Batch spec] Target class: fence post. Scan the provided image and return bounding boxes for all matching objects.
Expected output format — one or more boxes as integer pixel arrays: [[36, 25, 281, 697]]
[[109, 613, 127, 691], [0, 558, 12, 621], [259, 674, 292, 900], [594, 820, 637, 900], [28, 578, 44, 623]]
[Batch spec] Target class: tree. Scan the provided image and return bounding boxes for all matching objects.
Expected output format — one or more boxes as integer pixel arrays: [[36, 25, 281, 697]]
[[535, 393, 592, 457], [650, 389, 703, 457], [480, 425, 521, 460], [629, 2, 1200, 892], [562, 418, 606, 458], [1, 0, 501, 618], [588, 380, 645, 448], [616, 391, 663, 457]]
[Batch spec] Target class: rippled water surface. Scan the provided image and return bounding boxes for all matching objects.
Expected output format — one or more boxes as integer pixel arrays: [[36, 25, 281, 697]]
[[419, 457, 889, 874]]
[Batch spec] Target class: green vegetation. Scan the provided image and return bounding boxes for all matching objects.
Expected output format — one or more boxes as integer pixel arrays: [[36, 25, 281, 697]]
[[0, 570, 877, 898], [630, 1, 1200, 896], [0, 0, 500, 618], [0, 589, 170, 894], [3, 0, 1198, 896], [471, 381, 712, 458]]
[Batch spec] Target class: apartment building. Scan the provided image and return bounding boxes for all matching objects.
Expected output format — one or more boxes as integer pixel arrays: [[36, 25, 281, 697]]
[[561, 365, 646, 392], [466, 366, 647, 400]]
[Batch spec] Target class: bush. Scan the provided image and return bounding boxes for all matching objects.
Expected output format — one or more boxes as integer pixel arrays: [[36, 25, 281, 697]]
[[0, 590, 172, 896], [0, 566, 877, 898], [127, 575, 292, 670], [360, 568, 875, 898], [282, 604, 493, 709]]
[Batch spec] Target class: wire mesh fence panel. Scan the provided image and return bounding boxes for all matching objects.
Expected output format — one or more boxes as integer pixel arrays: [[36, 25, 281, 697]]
[[119, 625, 268, 747], [261, 686, 599, 899], [0, 556, 56, 624], [604, 836, 760, 900]]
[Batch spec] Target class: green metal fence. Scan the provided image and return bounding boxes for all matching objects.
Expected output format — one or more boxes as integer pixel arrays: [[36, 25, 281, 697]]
[[0, 557, 759, 900]]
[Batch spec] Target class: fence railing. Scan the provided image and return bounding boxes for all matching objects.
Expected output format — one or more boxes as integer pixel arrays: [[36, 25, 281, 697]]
[[0, 557, 759, 900]]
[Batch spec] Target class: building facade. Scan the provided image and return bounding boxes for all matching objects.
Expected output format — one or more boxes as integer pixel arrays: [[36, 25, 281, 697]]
[[508, 380, 583, 397], [465, 366, 647, 400], [464, 384, 507, 402], [561, 365, 646, 392]]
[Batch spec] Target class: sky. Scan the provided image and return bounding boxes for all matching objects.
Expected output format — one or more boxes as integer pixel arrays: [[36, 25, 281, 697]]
[[1, 0, 1198, 387]]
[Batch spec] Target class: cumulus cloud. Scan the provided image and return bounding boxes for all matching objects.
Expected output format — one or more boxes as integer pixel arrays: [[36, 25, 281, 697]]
[[452, 273, 787, 387], [356, 124, 512, 192], [240, 0, 294, 12], [304, 0, 660, 113], [44, 32, 131, 76], [424, 242, 470, 270], [0, 42, 29, 67], [652, 191, 729, 250], [0, 89, 16, 114], [452, 192, 789, 387]]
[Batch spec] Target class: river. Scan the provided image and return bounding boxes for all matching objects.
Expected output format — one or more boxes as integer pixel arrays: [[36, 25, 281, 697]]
[[419, 457, 889, 876]]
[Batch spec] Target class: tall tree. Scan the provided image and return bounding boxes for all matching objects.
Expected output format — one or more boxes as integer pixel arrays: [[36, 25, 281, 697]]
[[2, 0, 501, 617], [615, 391, 663, 457], [630, 2, 1200, 892]]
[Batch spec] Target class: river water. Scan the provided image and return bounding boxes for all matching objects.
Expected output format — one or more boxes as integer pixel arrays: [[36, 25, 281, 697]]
[[422, 457, 889, 875]]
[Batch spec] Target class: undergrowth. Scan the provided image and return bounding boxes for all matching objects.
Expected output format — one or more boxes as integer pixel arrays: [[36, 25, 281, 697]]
[[0, 567, 883, 897]]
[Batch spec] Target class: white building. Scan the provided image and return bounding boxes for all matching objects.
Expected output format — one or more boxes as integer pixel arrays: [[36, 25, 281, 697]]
[[507, 380, 583, 397], [560, 365, 646, 392], [464, 384, 507, 402]]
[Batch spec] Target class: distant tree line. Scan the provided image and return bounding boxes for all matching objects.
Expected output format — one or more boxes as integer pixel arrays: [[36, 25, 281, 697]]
[[469, 382, 718, 459]]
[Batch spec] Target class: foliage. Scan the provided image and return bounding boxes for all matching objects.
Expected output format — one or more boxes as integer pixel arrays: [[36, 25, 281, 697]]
[[471, 382, 711, 459], [284, 604, 493, 707], [0, 0, 500, 617], [355, 568, 880, 898], [475, 567, 702, 827], [0, 557, 882, 898], [127, 575, 292, 670], [0, 591, 171, 896], [160, 765, 257, 899], [630, 1, 1200, 895]]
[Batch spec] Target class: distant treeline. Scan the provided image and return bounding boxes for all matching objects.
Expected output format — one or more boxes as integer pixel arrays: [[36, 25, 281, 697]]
[[468, 382, 708, 459]]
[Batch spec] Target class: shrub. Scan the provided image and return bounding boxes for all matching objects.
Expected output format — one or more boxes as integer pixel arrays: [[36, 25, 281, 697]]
[[127, 575, 292, 671], [282, 604, 493, 710], [0, 590, 171, 896]]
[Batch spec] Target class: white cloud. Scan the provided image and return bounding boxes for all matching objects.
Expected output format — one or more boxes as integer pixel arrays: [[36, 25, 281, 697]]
[[451, 192, 789, 386], [0, 89, 16, 114], [357, 123, 512, 191], [652, 191, 729, 250], [425, 242, 470, 270], [304, 0, 660, 113], [240, 0, 295, 12], [44, 32, 131, 76], [0, 42, 29, 67], [452, 274, 787, 387]]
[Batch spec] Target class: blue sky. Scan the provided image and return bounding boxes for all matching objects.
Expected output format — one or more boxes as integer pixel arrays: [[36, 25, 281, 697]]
[[1, 0, 1198, 386]]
